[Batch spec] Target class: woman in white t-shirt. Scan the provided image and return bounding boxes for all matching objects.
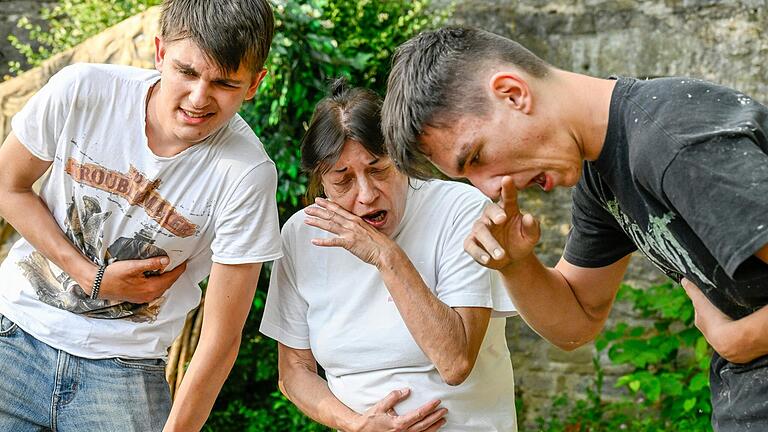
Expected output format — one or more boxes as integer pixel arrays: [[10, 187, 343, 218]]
[[260, 80, 518, 431]]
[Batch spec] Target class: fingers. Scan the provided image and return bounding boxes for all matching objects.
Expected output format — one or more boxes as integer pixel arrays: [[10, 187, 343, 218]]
[[304, 205, 334, 221], [680, 278, 708, 307], [500, 176, 520, 216], [483, 202, 507, 225], [374, 388, 411, 412], [472, 221, 506, 261], [398, 399, 441, 426], [156, 261, 187, 284], [422, 418, 447, 432], [464, 235, 492, 265], [314, 197, 356, 221], [304, 215, 339, 234], [134, 256, 170, 273], [305, 207, 355, 235], [680, 277, 699, 294], [520, 213, 541, 242], [407, 408, 448, 431], [310, 237, 346, 248]]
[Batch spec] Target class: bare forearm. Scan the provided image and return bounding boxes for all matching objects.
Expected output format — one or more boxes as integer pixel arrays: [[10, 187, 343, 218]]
[[0, 189, 94, 285], [280, 367, 358, 431], [377, 247, 478, 384], [164, 334, 240, 432], [499, 253, 608, 350]]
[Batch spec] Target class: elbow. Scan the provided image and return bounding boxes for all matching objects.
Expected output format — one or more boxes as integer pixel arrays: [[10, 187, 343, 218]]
[[277, 378, 290, 400], [554, 339, 590, 351], [548, 326, 601, 352], [438, 357, 474, 386]]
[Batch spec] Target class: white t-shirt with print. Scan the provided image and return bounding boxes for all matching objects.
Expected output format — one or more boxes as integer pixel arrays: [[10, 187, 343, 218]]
[[260, 180, 518, 431], [0, 63, 281, 359]]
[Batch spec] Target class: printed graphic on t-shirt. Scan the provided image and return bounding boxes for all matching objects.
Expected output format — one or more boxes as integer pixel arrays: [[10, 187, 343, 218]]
[[64, 158, 197, 237], [605, 199, 715, 288], [16, 159, 200, 322]]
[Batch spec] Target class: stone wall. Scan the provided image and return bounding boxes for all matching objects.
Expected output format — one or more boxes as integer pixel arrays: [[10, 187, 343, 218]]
[[1, 1, 766, 428], [0, 0, 56, 79], [438, 0, 768, 426]]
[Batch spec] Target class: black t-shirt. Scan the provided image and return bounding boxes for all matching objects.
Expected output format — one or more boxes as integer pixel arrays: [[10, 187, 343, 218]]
[[564, 76, 768, 319]]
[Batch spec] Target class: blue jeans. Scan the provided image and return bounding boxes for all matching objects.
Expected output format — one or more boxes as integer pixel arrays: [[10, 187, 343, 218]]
[[0, 312, 172, 431]]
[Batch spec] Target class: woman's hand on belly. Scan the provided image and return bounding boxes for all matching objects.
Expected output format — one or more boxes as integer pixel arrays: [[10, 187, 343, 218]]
[[351, 388, 447, 432]]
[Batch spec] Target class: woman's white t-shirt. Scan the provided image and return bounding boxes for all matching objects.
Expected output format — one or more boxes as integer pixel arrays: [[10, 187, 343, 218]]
[[261, 180, 517, 431]]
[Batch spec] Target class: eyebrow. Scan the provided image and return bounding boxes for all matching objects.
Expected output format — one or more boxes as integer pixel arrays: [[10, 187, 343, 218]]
[[455, 141, 474, 175], [331, 157, 381, 173], [172, 60, 244, 85]]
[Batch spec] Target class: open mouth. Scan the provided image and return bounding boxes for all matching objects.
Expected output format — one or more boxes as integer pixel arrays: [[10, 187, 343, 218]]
[[532, 173, 546, 189], [180, 108, 214, 122], [361, 210, 387, 228]]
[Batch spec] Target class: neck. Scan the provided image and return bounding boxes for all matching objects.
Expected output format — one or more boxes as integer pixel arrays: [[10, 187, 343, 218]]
[[144, 80, 164, 154], [547, 69, 616, 162]]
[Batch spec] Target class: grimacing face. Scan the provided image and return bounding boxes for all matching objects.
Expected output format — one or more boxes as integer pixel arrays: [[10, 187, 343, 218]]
[[419, 108, 584, 200], [151, 37, 266, 150], [320, 140, 409, 238]]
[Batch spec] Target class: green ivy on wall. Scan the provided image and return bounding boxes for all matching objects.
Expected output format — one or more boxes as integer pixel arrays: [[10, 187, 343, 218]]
[[535, 281, 712, 432]]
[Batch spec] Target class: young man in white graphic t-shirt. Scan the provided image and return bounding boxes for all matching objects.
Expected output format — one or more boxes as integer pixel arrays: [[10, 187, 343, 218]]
[[0, 1, 280, 430]]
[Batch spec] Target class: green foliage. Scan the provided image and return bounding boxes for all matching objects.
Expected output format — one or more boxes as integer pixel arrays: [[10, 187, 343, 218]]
[[241, 0, 450, 212], [7, 0, 161, 76], [536, 281, 713, 432]]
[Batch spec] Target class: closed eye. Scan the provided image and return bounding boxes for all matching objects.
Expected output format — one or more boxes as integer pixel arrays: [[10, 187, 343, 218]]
[[469, 150, 481, 166], [334, 178, 351, 186], [216, 81, 239, 89]]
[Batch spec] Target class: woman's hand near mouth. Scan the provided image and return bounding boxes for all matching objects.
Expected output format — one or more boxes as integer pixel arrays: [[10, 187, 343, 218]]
[[304, 197, 398, 267]]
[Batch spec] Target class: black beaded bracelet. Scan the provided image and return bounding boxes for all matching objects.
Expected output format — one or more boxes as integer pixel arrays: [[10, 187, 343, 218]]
[[90, 264, 107, 300]]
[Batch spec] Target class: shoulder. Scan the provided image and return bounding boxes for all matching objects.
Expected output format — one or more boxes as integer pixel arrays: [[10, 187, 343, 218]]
[[412, 179, 488, 203], [411, 179, 489, 214], [214, 114, 274, 166], [280, 206, 325, 252], [622, 76, 756, 129], [44, 63, 158, 109], [52, 63, 158, 90]]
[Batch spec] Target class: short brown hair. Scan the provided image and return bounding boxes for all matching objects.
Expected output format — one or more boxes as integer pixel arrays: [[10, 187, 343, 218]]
[[382, 27, 551, 179], [160, 0, 274, 73]]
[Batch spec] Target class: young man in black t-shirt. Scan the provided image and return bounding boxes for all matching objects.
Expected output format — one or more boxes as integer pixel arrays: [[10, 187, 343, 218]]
[[381, 27, 768, 431]]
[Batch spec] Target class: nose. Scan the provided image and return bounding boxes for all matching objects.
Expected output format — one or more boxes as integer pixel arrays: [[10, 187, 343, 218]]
[[469, 174, 502, 200], [188, 81, 211, 109], [356, 176, 380, 205]]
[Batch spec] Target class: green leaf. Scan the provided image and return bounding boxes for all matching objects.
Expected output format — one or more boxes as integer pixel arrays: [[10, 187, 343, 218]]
[[683, 397, 697, 412]]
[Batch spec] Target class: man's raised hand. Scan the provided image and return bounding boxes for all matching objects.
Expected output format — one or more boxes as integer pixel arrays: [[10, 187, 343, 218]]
[[464, 176, 541, 270]]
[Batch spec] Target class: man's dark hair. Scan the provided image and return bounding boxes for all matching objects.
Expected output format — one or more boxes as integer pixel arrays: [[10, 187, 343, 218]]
[[160, 0, 274, 73], [382, 27, 551, 179], [301, 78, 387, 200]]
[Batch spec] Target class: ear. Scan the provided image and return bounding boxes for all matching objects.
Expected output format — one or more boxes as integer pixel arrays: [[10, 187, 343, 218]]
[[154, 36, 166, 71], [244, 69, 269, 101], [489, 72, 533, 114]]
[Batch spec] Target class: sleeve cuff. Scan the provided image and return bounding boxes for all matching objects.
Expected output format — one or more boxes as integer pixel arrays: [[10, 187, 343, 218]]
[[212, 251, 283, 265], [258, 320, 310, 350]]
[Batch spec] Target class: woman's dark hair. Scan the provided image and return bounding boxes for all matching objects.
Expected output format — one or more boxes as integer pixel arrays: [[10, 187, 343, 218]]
[[301, 78, 387, 200]]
